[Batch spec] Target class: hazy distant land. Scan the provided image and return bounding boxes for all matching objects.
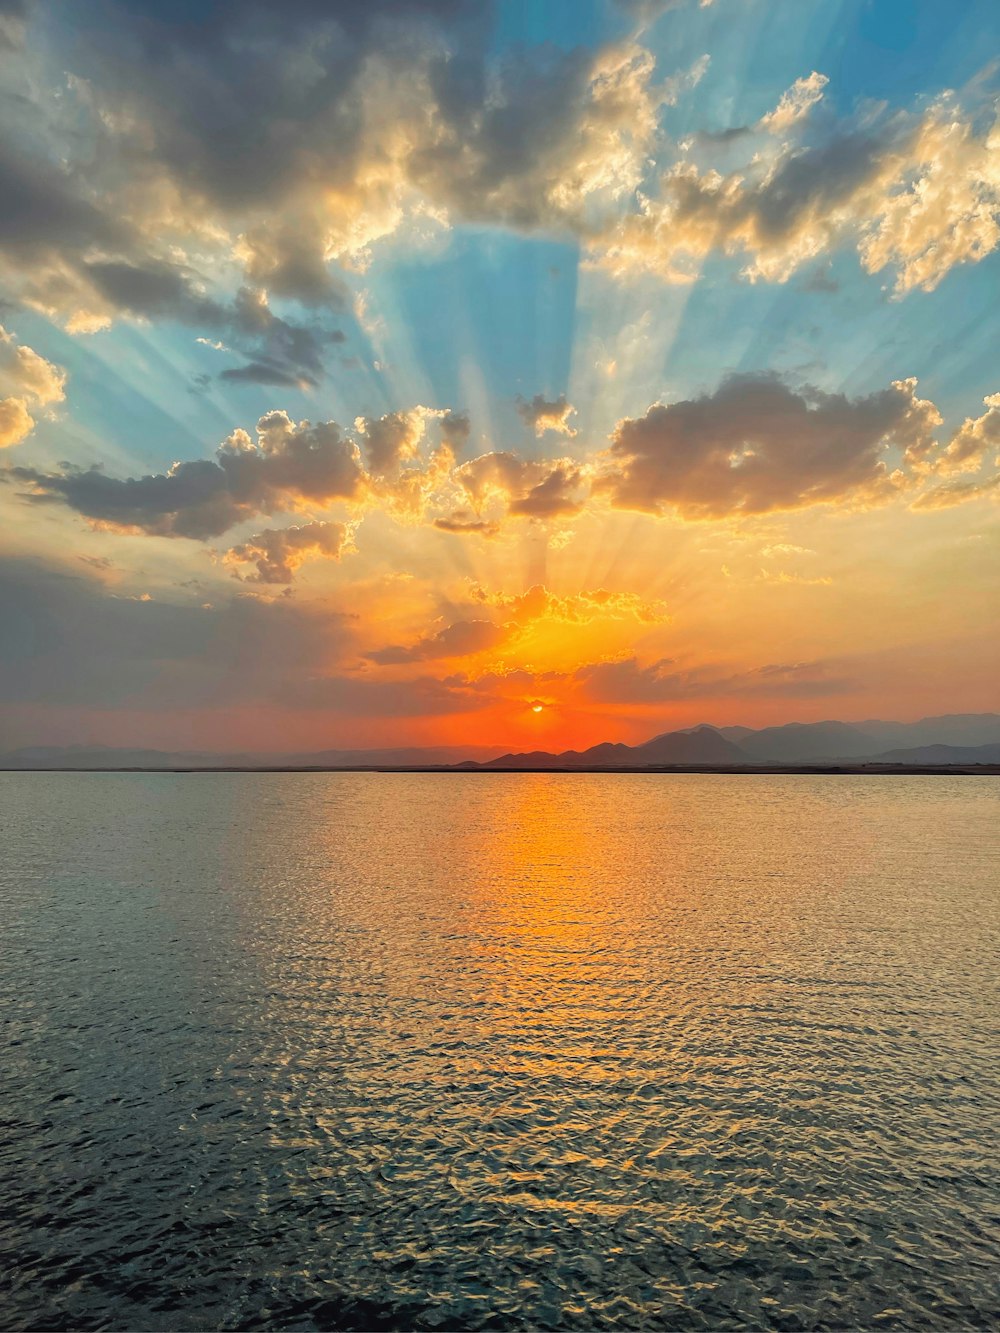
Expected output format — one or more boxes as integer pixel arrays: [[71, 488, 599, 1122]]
[[5, 713, 1000, 773]]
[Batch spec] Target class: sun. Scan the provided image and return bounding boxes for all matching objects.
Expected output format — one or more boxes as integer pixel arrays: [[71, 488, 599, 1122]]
[[531, 702, 544, 713]]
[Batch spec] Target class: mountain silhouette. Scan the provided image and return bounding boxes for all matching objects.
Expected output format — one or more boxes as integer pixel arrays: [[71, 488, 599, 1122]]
[[3, 714, 998, 770], [482, 726, 752, 769]]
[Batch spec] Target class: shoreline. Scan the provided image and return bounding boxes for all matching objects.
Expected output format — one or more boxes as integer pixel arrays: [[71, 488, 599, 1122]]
[[3, 764, 999, 776]]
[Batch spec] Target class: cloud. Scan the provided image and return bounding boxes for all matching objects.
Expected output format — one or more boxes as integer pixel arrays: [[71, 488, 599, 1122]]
[[409, 39, 672, 234], [0, 397, 34, 450], [7, 371, 997, 564], [507, 463, 586, 518], [7, 410, 364, 538], [0, 324, 67, 448], [356, 409, 426, 477], [368, 582, 667, 665], [0, 328, 66, 406], [859, 103, 1000, 294], [219, 362, 318, 389], [2, 389, 592, 549], [224, 520, 354, 583], [433, 512, 499, 536], [517, 393, 578, 437], [599, 94, 1000, 292], [280, 671, 494, 717], [597, 373, 942, 518], [0, 553, 350, 712], [368, 618, 512, 664], [0, 4, 676, 342], [439, 411, 471, 451], [931, 392, 1000, 475], [0, 554, 506, 746], [574, 656, 852, 703], [451, 450, 587, 521], [0, 147, 338, 375], [0, 550, 498, 726], [2, 0, 992, 373], [757, 72, 828, 135], [910, 472, 1000, 511], [486, 584, 668, 625]]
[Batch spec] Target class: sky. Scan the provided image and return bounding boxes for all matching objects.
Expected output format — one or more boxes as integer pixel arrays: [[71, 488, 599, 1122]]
[[1, 0, 998, 754]]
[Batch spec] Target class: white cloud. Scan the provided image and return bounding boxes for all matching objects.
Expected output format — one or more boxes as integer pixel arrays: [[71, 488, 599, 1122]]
[[0, 325, 67, 449], [758, 72, 829, 135]]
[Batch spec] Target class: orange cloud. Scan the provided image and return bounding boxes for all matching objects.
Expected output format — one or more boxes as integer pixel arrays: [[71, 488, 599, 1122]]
[[0, 325, 66, 449]]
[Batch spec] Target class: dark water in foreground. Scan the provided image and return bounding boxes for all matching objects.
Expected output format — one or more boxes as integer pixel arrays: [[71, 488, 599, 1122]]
[[1, 773, 998, 1332]]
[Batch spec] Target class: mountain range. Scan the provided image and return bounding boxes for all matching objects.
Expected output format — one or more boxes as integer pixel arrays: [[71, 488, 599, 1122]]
[[2, 714, 999, 770], [473, 717, 1000, 769], [0, 743, 501, 770]]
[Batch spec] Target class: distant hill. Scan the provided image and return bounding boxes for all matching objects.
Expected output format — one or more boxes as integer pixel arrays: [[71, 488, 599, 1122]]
[[716, 714, 1000, 763], [289, 745, 504, 767], [3, 714, 998, 770], [483, 726, 751, 769], [0, 743, 504, 770], [474, 715, 1000, 770], [727, 721, 879, 762], [865, 742, 1000, 765], [856, 714, 1000, 751], [629, 726, 749, 765]]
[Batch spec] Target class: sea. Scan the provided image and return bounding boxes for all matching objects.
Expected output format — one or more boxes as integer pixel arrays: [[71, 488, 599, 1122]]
[[1, 772, 998, 1331]]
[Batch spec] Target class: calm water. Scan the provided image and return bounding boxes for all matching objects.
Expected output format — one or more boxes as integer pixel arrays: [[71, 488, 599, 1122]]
[[1, 774, 998, 1331]]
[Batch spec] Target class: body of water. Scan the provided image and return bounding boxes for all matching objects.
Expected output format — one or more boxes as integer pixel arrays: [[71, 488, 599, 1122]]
[[1, 773, 998, 1330]]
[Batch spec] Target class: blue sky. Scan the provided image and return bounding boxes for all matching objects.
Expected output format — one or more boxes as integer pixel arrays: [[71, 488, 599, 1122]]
[[16, 0, 1000, 474]]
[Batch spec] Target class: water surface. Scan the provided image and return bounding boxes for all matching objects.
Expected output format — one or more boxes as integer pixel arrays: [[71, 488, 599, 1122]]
[[1, 773, 998, 1330]]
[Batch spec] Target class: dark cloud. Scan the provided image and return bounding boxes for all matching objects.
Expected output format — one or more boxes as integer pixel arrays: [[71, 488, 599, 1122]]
[[453, 450, 586, 520], [219, 362, 318, 388], [602, 90, 1000, 292], [0, 144, 341, 375], [367, 618, 510, 664], [433, 513, 499, 536], [82, 259, 208, 318], [608, 122, 901, 284], [516, 393, 577, 437], [224, 520, 351, 583], [508, 463, 585, 518], [357, 411, 423, 477], [0, 0, 665, 333], [0, 140, 125, 257], [692, 125, 753, 147], [0, 554, 348, 711], [86, 261, 338, 380], [749, 128, 891, 243], [0, 551, 493, 724], [439, 410, 471, 451], [599, 373, 938, 518], [6, 410, 364, 538], [1, 0, 995, 357]]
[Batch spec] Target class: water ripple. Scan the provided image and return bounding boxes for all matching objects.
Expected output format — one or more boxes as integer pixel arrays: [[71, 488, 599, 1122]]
[[1, 773, 998, 1330]]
